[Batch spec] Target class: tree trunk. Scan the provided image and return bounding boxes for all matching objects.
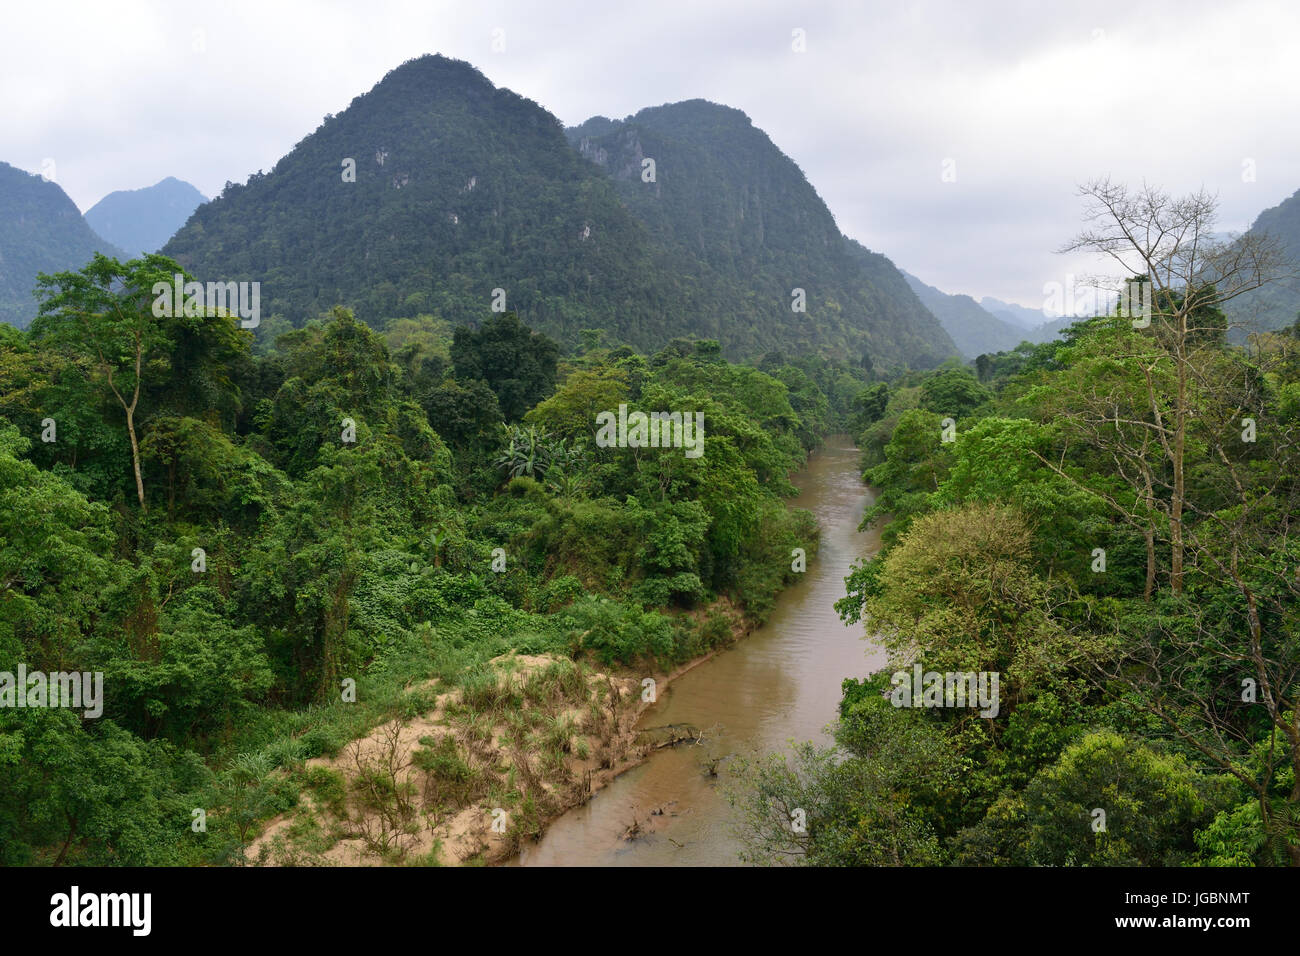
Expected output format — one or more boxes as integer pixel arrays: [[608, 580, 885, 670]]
[[126, 405, 146, 510], [53, 815, 77, 866], [1144, 527, 1156, 601], [1141, 464, 1157, 601], [1170, 331, 1188, 593]]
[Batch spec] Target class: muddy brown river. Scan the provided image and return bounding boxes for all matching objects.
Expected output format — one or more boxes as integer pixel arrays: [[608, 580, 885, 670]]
[[513, 435, 886, 866]]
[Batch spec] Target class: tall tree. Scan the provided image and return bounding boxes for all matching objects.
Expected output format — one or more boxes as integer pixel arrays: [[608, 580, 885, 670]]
[[1061, 180, 1285, 592], [31, 254, 200, 509]]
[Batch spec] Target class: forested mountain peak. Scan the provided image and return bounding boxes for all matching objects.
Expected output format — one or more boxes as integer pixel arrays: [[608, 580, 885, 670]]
[[83, 176, 207, 257], [0, 161, 123, 329], [162, 55, 954, 367], [566, 97, 841, 248], [162, 54, 688, 350], [1227, 185, 1300, 332], [565, 98, 955, 367]]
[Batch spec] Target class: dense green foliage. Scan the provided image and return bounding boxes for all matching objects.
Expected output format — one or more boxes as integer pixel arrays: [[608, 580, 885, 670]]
[[0, 252, 868, 864], [161, 55, 955, 369], [450, 312, 558, 421], [732, 303, 1300, 867]]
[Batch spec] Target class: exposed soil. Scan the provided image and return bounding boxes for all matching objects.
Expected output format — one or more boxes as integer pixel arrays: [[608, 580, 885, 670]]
[[243, 599, 753, 867]]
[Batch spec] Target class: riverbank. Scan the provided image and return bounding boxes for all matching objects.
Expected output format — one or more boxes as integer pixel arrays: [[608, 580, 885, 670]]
[[241, 594, 763, 866], [514, 435, 882, 866], [243, 437, 869, 867]]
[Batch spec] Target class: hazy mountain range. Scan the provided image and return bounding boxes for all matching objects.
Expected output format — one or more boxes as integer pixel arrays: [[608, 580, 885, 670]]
[[8, 52, 1300, 361], [902, 271, 1027, 358], [981, 295, 1048, 330], [1228, 186, 1300, 333], [84, 176, 207, 258]]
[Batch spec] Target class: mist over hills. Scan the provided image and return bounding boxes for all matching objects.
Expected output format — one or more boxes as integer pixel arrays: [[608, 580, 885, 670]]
[[161, 55, 955, 368], [0, 162, 124, 329], [84, 176, 207, 258], [981, 295, 1047, 330], [9, 56, 1300, 366], [979, 295, 1077, 348], [901, 271, 1027, 358]]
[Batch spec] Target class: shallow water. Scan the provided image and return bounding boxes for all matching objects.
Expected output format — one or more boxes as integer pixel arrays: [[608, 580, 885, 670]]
[[513, 435, 885, 866]]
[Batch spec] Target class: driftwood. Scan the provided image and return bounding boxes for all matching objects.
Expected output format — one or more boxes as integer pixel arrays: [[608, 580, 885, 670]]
[[633, 723, 702, 751]]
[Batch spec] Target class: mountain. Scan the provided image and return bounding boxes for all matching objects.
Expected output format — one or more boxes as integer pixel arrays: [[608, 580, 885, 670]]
[[164, 56, 673, 347], [980, 295, 1047, 330], [84, 177, 207, 257], [1027, 313, 1077, 342], [163, 55, 955, 368], [1226, 187, 1300, 333], [0, 162, 124, 329], [974, 294, 1086, 346], [565, 100, 955, 367], [902, 271, 1026, 358]]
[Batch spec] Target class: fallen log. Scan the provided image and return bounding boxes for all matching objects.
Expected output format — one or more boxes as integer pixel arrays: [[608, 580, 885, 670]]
[[634, 723, 702, 750]]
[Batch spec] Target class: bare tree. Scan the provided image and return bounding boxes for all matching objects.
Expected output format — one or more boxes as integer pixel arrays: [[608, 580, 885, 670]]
[[347, 720, 419, 860], [1060, 179, 1288, 592]]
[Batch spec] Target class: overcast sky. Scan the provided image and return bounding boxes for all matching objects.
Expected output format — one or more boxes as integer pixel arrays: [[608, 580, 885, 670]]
[[4, 0, 1299, 308]]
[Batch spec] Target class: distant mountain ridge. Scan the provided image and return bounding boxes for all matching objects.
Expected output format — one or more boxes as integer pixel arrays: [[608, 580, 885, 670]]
[[981, 295, 1048, 330], [162, 55, 956, 368], [0, 162, 124, 329], [902, 271, 1027, 358], [1227, 186, 1300, 333], [85, 177, 207, 257], [980, 294, 1079, 347]]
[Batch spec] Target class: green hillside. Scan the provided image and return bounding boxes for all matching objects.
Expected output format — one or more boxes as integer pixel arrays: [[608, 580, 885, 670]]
[[162, 55, 953, 369], [567, 101, 955, 367], [0, 162, 123, 329], [1229, 186, 1300, 332]]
